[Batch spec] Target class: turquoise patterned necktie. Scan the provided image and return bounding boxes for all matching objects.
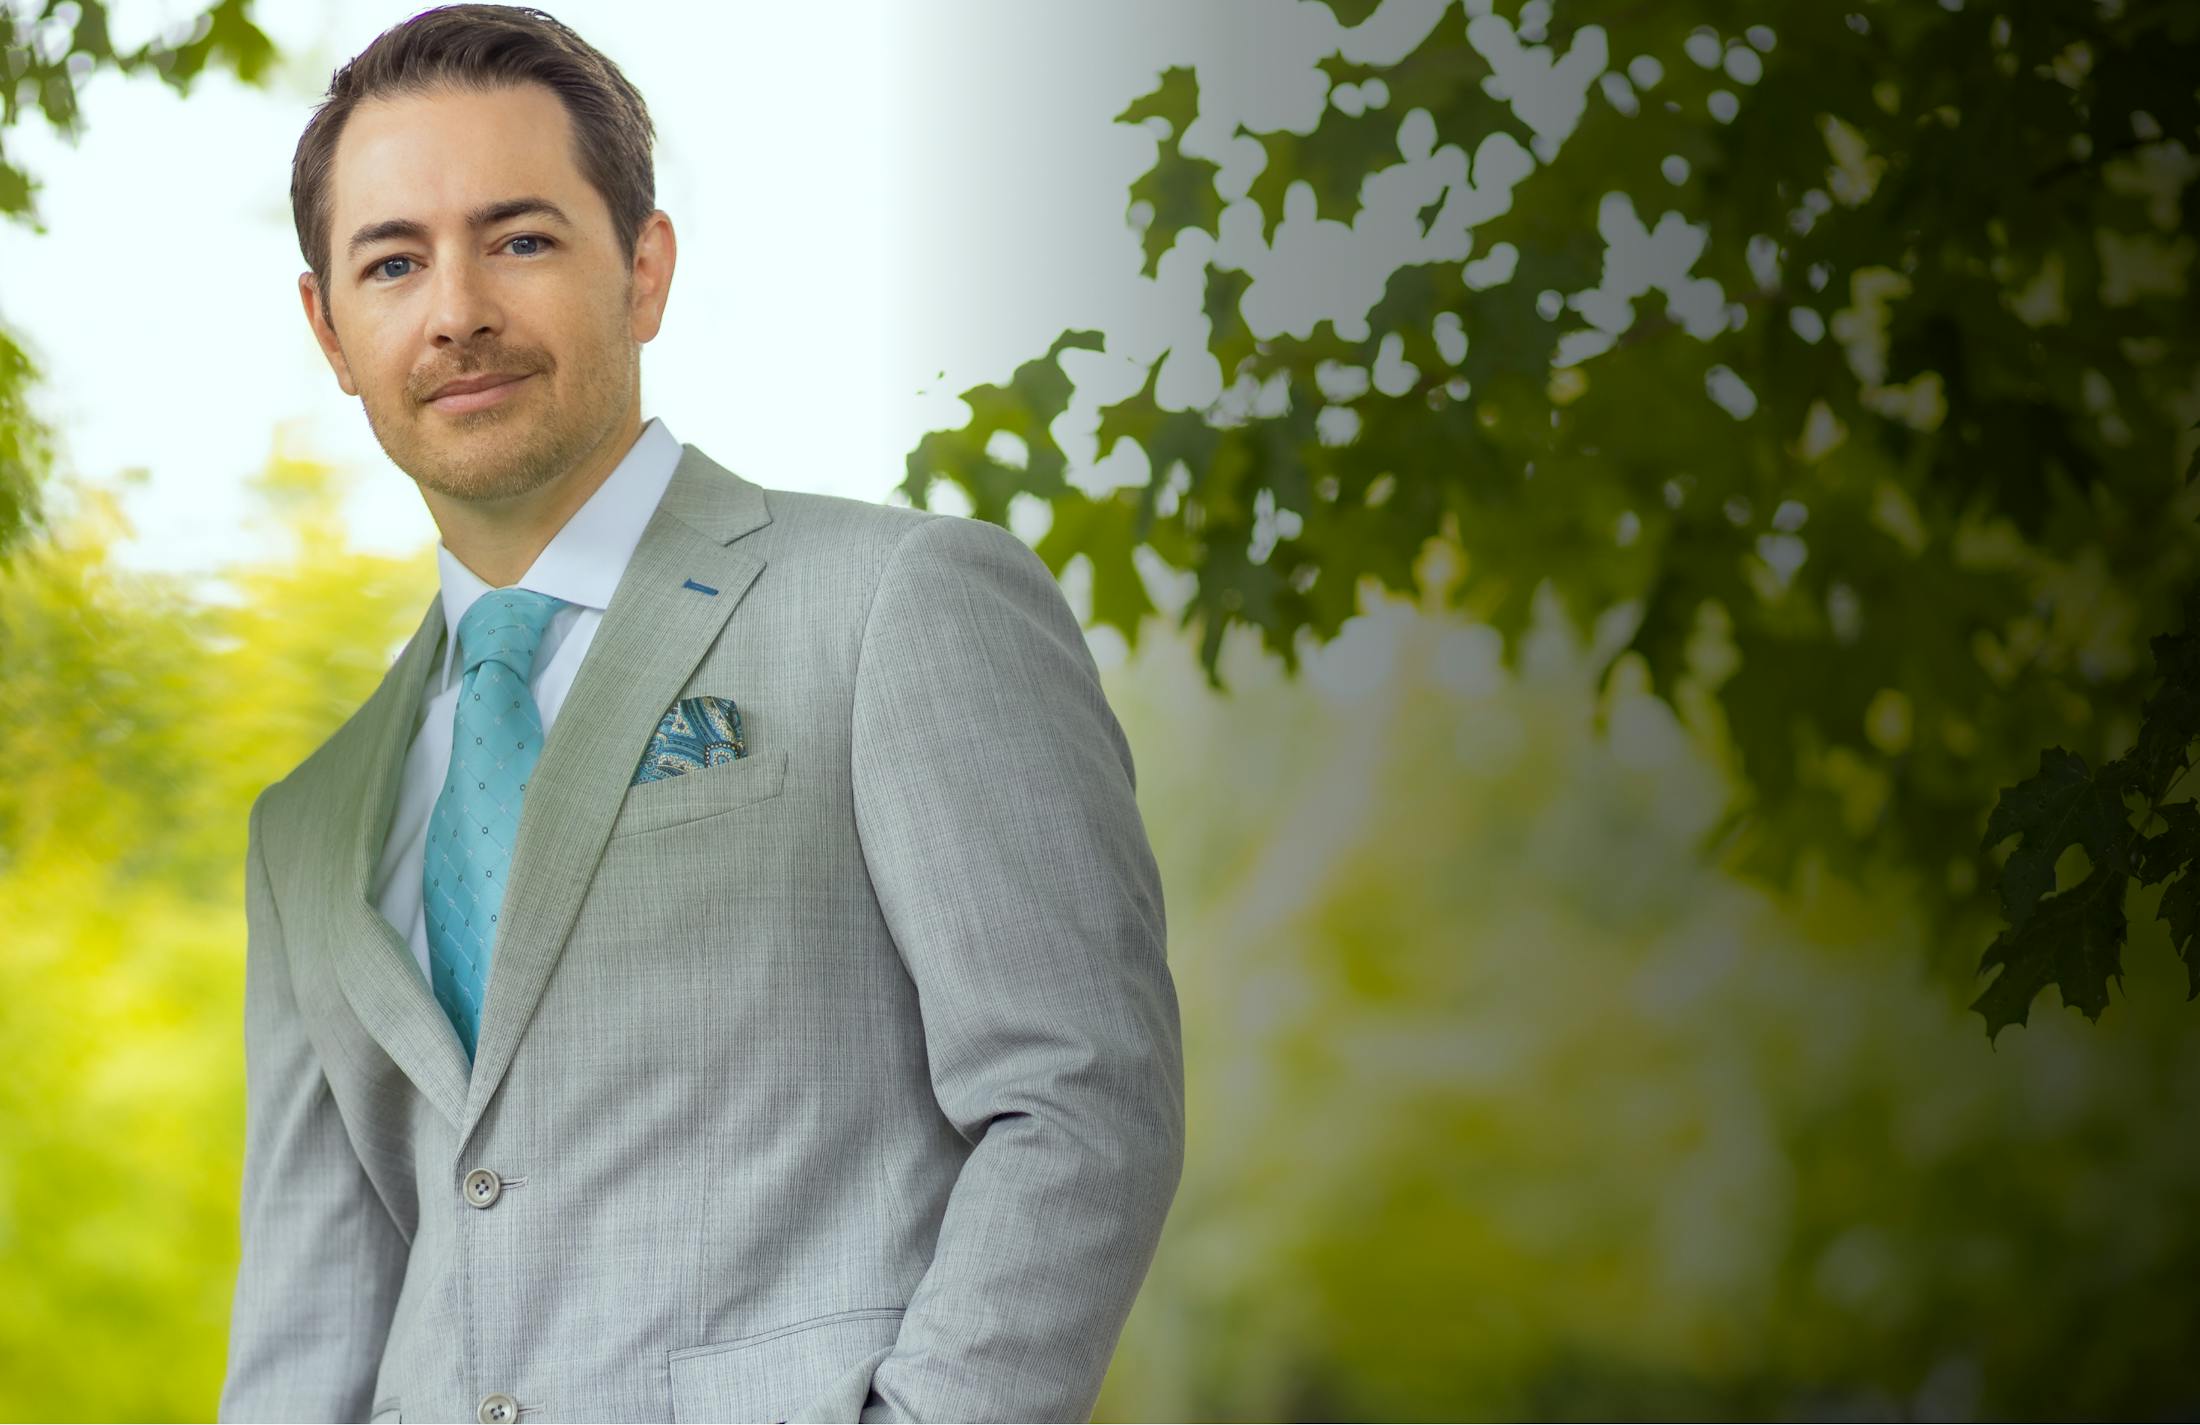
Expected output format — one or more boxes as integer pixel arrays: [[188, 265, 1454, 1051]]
[[425, 588, 566, 1062]]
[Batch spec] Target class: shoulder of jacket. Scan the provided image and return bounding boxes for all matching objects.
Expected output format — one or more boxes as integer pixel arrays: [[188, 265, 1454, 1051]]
[[755, 486, 944, 552]]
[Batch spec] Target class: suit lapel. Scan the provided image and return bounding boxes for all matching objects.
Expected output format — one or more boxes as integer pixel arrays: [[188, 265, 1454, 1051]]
[[460, 443, 771, 1142], [328, 592, 476, 1131]]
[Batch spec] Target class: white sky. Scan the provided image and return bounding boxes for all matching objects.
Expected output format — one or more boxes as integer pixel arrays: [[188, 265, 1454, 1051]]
[[3, 0, 1684, 588]]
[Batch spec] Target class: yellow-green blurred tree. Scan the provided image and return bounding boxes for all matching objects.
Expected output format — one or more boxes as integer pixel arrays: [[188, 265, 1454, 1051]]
[[0, 448, 433, 1419], [1092, 585, 2200, 1420]]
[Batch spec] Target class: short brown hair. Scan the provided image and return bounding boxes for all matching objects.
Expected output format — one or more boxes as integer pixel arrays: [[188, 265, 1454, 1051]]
[[290, 4, 656, 306]]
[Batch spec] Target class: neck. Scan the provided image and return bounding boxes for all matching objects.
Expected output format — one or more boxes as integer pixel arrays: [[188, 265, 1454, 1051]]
[[426, 407, 643, 588]]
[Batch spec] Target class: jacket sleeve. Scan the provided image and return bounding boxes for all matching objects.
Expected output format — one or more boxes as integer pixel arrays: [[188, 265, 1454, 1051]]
[[848, 513, 1186, 1422], [218, 788, 412, 1424]]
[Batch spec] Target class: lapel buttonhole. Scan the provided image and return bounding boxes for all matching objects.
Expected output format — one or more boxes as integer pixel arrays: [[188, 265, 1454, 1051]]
[[680, 577, 720, 596]]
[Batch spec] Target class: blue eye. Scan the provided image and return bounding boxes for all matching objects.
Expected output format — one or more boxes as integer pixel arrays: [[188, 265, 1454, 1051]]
[[365, 234, 555, 283]]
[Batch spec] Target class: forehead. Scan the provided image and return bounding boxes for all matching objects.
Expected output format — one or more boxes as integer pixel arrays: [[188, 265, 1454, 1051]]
[[329, 82, 588, 232]]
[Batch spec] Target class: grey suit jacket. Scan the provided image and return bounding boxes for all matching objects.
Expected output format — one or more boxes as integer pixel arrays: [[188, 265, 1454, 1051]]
[[215, 444, 1185, 1424]]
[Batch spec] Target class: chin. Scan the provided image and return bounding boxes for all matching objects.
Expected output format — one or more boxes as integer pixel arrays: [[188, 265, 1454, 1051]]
[[388, 423, 560, 503], [423, 456, 567, 504]]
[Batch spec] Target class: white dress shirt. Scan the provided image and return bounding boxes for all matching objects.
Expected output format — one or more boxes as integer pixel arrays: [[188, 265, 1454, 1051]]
[[371, 415, 684, 988]]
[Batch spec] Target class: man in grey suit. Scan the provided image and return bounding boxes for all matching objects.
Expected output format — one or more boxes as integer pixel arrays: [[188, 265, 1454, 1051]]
[[218, 7, 1184, 1422]]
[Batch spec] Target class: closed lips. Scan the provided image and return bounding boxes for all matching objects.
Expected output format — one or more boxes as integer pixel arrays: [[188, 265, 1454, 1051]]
[[430, 372, 530, 401]]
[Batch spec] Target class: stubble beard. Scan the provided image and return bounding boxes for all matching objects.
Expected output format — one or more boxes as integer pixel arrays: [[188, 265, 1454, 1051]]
[[363, 329, 632, 505]]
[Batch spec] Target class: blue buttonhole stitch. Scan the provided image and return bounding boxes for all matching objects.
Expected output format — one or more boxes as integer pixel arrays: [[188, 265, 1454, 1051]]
[[681, 578, 719, 596]]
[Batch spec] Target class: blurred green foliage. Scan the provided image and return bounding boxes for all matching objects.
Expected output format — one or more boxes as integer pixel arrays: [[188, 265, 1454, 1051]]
[[0, 451, 439, 1420], [901, 0, 2200, 1037], [1092, 556, 2200, 1420]]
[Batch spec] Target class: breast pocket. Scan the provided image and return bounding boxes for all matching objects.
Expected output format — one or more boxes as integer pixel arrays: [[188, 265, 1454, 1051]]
[[610, 747, 789, 839], [668, 1305, 903, 1424]]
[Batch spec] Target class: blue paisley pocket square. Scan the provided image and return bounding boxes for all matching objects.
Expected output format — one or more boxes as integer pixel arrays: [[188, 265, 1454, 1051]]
[[631, 695, 747, 786]]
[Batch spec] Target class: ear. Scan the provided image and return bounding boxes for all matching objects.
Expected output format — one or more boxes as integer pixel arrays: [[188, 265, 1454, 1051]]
[[627, 210, 676, 344], [299, 271, 359, 396]]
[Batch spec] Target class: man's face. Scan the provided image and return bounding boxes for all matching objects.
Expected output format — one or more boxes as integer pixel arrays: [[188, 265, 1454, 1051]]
[[301, 81, 669, 504]]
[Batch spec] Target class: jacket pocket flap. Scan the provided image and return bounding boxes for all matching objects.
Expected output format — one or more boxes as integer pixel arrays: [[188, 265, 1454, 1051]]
[[669, 1306, 902, 1423]]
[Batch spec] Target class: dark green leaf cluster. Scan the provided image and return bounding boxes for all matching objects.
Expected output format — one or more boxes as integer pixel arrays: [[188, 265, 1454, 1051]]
[[1979, 564, 2200, 1037], [901, 0, 2200, 1036]]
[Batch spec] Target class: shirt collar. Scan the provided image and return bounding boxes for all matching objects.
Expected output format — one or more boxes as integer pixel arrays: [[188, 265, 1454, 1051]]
[[434, 415, 683, 687]]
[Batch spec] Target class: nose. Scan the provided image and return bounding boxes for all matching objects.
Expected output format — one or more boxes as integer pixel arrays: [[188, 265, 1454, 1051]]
[[424, 248, 504, 350]]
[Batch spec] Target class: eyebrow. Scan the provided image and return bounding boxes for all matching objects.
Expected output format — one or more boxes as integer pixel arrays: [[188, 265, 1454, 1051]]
[[346, 196, 575, 263]]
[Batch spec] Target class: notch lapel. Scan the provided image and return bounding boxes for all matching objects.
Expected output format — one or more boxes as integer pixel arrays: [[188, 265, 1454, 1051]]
[[328, 593, 476, 1131], [459, 444, 771, 1143]]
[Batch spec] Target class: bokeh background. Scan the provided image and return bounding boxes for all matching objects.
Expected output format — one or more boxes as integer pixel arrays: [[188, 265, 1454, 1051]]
[[5, 0, 2200, 1419]]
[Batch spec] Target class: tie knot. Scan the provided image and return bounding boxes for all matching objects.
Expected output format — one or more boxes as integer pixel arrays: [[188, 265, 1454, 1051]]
[[456, 588, 566, 682]]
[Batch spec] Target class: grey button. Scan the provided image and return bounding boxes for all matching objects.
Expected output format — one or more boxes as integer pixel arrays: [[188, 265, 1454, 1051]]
[[478, 1391, 519, 1423], [464, 1168, 502, 1208]]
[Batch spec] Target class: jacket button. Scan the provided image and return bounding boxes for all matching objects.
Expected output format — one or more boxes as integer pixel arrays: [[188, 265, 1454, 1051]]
[[478, 1391, 519, 1422], [464, 1168, 502, 1208]]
